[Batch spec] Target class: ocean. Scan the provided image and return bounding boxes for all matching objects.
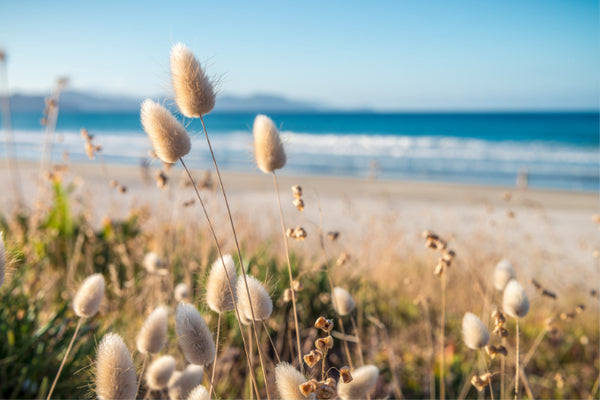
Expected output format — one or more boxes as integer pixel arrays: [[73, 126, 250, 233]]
[[1, 111, 598, 192]]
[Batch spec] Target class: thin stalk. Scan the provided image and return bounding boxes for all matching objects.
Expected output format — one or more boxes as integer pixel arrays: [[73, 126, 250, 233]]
[[480, 350, 494, 400], [248, 325, 254, 400], [521, 328, 546, 368], [515, 319, 520, 400], [440, 272, 447, 400], [262, 321, 281, 364], [46, 318, 83, 400], [420, 299, 436, 400], [199, 116, 271, 398], [350, 315, 365, 366], [271, 172, 303, 373], [208, 313, 222, 400], [501, 337, 506, 400], [315, 199, 354, 370], [135, 353, 148, 398], [179, 158, 260, 400]]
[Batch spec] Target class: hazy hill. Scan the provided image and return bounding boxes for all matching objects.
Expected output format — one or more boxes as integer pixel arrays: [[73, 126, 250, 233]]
[[7, 91, 324, 113]]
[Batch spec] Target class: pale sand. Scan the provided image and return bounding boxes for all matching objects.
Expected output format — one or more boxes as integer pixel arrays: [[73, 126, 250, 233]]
[[1, 160, 598, 291]]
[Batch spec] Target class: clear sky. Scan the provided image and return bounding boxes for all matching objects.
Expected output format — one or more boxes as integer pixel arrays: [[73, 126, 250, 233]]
[[0, 0, 598, 110]]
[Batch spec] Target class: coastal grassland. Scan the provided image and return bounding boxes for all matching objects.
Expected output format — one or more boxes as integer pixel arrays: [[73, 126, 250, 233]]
[[0, 165, 597, 399]]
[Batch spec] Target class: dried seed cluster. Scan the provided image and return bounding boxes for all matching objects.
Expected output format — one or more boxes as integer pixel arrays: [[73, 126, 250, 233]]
[[423, 230, 456, 276], [530, 278, 557, 299], [287, 227, 307, 241], [292, 185, 305, 211], [471, 372, 493, 392], [81, 128, 103, 160], [492, 309, 508, 338]]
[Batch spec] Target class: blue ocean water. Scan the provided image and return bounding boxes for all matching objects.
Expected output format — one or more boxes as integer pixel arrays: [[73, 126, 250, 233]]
[[1, 111, 598, 191]]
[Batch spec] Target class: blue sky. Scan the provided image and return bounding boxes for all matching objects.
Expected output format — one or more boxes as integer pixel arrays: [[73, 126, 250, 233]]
[[0, 0, 598, 110]]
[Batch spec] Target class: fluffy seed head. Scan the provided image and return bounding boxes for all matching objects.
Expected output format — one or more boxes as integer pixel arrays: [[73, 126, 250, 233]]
[[275, 362, 315, 400], [140, 99, 191, 164], [167, 365, 204, 400], [170, 43, 215, 117], [206, 254, 237, 313], [494, 259, 516, 291], [462, 312, 490, 350], [136, 306, 168, 354], [146, 355, 176, 390], [143, 252, 165, 274], [73, 273, 105, 318], [187, 385, 209, 400], [175, 282, 191, 303], [95, 333, 137, 400], [175, 303, 215, 365], [0, 232, 4, 288], [253, 114, 286, 173], [332, 287, 355, 316], [338, 365, 379, 400], [503, 279, 530, 318], [237, 275, 273, 322]]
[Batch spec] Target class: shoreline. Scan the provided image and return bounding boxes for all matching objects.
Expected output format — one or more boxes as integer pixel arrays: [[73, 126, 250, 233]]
[[1, 159, 598, 290]]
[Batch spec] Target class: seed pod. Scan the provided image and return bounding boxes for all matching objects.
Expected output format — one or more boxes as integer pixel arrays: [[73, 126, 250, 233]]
[[315, 336, 334, 352], [340, 366, 353, 383], [303, 349, 323, 368], [314, 316, 334, 333]]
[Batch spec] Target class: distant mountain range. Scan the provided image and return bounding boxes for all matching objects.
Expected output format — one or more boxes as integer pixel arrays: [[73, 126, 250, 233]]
[[7, 90, 327, 113]]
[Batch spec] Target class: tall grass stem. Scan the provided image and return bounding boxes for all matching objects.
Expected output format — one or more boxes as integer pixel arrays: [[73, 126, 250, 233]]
[[46, 318, 82, 400]]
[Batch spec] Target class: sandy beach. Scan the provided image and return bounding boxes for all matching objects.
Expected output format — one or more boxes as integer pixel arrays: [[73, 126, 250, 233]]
[[1, 159, 597, 293]]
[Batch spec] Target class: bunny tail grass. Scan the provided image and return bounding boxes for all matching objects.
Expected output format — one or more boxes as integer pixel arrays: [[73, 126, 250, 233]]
[[96, 333, 137, 400], [140, 99, 191, 163], [170, 43, 215, 118], [175, 303, 215, 366], [73, 273, 105, 318]]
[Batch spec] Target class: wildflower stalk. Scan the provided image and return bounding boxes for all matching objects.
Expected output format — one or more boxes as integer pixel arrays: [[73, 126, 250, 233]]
[[135, 354, 148, 398], [440, 271, 447, 399], [515, 319, 520, 400]]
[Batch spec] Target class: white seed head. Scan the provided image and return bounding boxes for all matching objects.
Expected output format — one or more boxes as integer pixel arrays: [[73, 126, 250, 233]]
[[73, 273, 105, 318], [187, 384, 210, 400], [143, 252, 164, 274], [333, 287, 355, 316], [170, 43, 216, 118], [136, 306, 168, 354], [494, 259, 516, 291], [237, 275, 273, 322], [95, 333, 137, 400], [168, 365, 205, 400], [275, 362, 315, 400], [146, 355, 176, 390], [140, 99, 191, 164], [0, 231, 4, 288], [338, 365, 379, 400], [503, 279, 530, 318], [175, 303, 215, 365], [175, 282, 191, 303], [462, 312, 490, 350], [253, 114, 286, 173], [206, 254, 237, 314]]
